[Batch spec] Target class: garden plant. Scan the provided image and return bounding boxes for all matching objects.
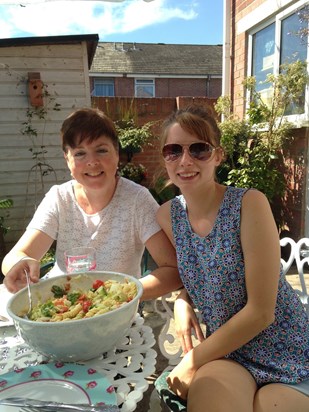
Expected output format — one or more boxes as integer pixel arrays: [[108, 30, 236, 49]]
[[215, 60, 309, 231]]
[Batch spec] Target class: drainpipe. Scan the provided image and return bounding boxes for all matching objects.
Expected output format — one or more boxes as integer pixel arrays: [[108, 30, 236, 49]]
[[206, 74, 210, 96], [222, 0, 231, 110]]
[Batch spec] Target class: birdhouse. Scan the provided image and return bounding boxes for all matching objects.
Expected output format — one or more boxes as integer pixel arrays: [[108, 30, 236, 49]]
[[28, 72, 44, 107]]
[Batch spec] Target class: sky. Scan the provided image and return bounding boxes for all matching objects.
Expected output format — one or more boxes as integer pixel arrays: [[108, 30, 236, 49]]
[[0, 0, 223, 45]]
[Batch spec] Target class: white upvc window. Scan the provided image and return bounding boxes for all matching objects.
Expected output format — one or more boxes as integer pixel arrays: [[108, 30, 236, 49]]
[[92, 78, 115, 97], [248, 1, 308, 123], [135, 79, 155, 97]]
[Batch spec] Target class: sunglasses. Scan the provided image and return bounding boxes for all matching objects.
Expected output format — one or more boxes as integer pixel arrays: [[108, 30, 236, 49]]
[[162, 142, 216, 162]]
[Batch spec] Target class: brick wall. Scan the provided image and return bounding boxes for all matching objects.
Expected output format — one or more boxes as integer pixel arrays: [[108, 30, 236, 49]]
[[92, 96, 218, 188], [115, 77, 134, 96], [91, 76, 222, 99], [155, 78, 221, 98], [278, 128, 309, 240]]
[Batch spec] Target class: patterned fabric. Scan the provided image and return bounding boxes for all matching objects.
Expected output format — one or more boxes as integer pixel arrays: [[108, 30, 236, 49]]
[[171, 186, 309, 385], [27, 177, 161, 278]]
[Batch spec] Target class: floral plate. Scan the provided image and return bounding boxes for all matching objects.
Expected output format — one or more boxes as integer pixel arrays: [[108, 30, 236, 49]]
[[0, 363, 117, 411]]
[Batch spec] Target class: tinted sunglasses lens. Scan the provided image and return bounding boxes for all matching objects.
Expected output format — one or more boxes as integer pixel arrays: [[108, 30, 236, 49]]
[[162, 142, 214, 161], [162, 144, 182, 161], [189, 143, 213, 160]]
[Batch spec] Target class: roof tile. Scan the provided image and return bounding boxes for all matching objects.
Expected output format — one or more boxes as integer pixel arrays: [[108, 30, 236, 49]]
[[91, 42, 222, 76]]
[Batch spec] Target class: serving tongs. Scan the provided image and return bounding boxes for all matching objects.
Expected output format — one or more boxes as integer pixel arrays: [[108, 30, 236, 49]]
[[0, 397, 120, 411]]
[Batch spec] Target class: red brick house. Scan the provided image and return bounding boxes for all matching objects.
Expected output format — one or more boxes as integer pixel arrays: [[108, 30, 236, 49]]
[[90, 42, 222, 99], [90, 41, 223, 190], [223, 0, 308, 240]]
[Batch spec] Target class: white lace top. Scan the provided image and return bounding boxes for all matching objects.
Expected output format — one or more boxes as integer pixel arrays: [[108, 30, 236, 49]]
[[27, 177, 161, 278]]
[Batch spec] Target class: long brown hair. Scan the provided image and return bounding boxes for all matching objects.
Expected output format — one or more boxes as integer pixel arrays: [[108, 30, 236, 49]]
[[160, 105, 221, 150]]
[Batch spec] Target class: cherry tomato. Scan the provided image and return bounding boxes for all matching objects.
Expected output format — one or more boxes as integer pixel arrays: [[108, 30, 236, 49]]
[[92, 279, 104, 290], [82, 300, 92, 313]]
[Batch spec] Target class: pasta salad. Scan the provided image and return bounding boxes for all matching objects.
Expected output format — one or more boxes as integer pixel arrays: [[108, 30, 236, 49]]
[[29, 278, 138, 322]]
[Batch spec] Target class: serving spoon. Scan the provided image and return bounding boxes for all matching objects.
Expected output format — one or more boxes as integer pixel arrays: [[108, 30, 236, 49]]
[[24, 269, 33, 319]]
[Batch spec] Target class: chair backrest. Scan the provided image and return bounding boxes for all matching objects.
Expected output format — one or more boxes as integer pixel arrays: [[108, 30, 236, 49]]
[[154, 292, 183, 367], [279, 237, 296, 275], [40, 260, 55, 277], [280, 237, 309, 316], [154, 293, 206, 368]]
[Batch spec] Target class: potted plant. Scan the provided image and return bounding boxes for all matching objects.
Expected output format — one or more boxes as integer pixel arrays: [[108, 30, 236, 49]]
[[116, 119, 155, 162], [119, 162, 147, 184]]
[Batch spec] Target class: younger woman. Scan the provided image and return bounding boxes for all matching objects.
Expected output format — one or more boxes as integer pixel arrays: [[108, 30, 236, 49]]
[[152, 105, 309, 411]]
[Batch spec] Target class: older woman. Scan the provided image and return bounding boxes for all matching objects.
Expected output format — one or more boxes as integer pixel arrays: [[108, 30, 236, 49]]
[[2, 108, 181, 294]]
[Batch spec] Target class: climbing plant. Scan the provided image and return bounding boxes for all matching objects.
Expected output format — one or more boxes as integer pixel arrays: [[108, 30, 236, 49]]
[[2, 65, 61, 212], [4, 65, 62, 230], [18, 81, 62, 227]]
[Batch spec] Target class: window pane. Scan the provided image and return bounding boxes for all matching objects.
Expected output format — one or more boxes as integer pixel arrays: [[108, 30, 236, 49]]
[[93, 79, 114, 97], [135, 85, 154, 97], [135, 79, 155, 97], [281, 10, 308, 115], [281, 9, 308, 64], [252, 23, 275, 105]]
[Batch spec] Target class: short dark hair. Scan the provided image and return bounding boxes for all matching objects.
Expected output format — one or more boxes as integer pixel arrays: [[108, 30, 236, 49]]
[[61, 108, 119, 152]]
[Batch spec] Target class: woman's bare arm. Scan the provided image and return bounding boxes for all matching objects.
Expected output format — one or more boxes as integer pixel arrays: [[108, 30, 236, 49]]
[[2, 229, 54, 292]]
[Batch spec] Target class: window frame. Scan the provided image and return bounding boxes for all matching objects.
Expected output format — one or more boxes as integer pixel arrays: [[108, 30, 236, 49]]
[[247, 0, 309, 126], [134, 78, 155, 98]]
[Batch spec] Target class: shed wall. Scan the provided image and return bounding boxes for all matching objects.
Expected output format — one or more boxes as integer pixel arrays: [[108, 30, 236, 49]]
[[0, 42, 91, 250]]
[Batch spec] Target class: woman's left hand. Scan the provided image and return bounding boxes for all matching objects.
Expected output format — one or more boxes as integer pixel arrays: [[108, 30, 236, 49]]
[[166, 351, 196, 400], [174, 289, 205, 353]]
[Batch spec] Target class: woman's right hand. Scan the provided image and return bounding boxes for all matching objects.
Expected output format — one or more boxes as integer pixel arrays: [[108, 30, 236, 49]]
[[174, 289, 205, 354], [4, 258, 40, 293]]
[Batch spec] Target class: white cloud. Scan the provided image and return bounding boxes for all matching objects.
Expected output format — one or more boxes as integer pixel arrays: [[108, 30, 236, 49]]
[[119, 1, 197, 32], [0, 0, 198, 39]]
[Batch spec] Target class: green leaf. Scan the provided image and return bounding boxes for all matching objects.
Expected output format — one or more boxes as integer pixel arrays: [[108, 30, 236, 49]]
[[0, 199, 13, 209]]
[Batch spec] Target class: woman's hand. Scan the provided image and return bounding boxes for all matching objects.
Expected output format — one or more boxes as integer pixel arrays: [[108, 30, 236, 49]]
[[174, 289, 205, 353], [166, 350, 197, 400], [4, 258, 40, 293]]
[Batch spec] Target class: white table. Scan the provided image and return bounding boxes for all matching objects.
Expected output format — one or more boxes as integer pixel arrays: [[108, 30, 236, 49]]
[[0, 285, 157, 412]]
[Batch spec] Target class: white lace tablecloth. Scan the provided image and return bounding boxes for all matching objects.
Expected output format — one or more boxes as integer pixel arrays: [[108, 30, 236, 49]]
[[0, 286, 157, 412]]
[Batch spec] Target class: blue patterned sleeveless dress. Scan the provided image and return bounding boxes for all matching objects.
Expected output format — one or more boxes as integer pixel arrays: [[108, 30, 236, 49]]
[[171, 186, 309, 385]]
